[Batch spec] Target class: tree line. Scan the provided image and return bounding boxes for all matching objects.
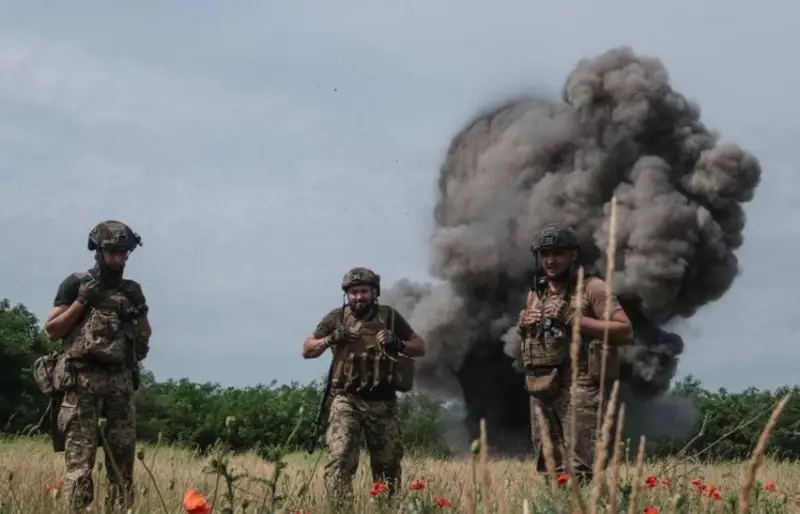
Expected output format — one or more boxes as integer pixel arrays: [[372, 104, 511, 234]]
[[2, 297, 799, 461]]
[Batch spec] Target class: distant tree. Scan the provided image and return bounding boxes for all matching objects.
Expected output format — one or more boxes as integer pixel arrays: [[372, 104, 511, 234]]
[[0, 298, 59, 432], [2, 296, 800, 461]]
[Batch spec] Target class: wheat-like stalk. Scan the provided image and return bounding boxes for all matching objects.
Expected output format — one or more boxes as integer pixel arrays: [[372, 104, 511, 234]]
[[626, 435, 647, 514], [534, 405, 563, 514], [597, 196, 618, 433], [589, 379, 619, 514], [738, 393, 792, 513], [566, 266, 587, 514], [608, 402, 626, 513]]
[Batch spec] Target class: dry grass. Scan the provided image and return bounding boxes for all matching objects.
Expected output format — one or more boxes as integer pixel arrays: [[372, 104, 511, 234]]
[[0, 433, 797, 513]]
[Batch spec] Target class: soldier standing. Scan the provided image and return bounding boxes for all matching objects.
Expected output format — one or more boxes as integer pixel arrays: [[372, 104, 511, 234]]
[[43, 220, 152, 510], [302, 267, 426, 509], [516, 225, 633, 483]]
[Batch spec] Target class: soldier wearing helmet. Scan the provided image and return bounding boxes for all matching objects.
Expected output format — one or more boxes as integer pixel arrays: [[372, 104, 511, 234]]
[[516, 224, 633, 483], [302, 266, 426, 509], [41, 220, 151, 510]]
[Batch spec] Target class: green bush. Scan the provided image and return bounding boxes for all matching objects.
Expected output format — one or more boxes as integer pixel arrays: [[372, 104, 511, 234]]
[[2, 296, 799, 460]]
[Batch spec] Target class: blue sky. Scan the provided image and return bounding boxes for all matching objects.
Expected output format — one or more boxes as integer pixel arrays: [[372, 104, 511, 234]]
[[1, 1, 797, 393]]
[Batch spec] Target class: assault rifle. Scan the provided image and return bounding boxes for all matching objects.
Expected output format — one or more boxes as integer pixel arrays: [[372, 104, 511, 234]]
[[37, 394, 65, 452], [307, 356, 334, 454]]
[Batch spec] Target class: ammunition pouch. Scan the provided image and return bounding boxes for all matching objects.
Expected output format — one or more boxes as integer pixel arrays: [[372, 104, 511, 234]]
[[32, 354, 59, 397], [68, 308, 129, 365], [525, 368, 560, 401], [32, 353, 74, 396], [586, 339, 620, 383], [331, 348, 414, 394], [32, 354, 70, 453], [521, 333, 570, 369], [387, 353, 414, 392]]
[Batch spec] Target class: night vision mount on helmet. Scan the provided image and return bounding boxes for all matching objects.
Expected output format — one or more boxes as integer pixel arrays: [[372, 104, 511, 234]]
[[87, 220, 142, 254], [341, 267, 381, 297]]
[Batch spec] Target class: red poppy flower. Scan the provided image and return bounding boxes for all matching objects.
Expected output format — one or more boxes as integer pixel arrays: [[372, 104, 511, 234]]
[[434, 496, 452, 508], [183, 488, 210, 514], [370, 481, 389, 497], [410, 479, 426, 491]]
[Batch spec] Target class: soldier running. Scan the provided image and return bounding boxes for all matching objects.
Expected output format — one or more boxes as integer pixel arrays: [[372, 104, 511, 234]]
[[302, 267, 426, 509]]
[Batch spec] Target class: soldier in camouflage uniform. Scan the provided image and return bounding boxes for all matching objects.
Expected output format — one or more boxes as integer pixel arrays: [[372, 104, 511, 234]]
[[302, 267, 426, 509], [42, 220, 151, 510], [516, 225, 633, 483]]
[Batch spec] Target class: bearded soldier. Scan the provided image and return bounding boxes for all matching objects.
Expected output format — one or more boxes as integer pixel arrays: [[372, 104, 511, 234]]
[[302, 267, 426, 508], [516, 225, 633, 483], [42, 221, 151, 510]]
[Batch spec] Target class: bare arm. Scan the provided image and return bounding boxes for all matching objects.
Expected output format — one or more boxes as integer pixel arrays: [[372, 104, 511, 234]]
[[580, 310, 634, 345], [389, 308, 426, 358], [401, 331, 426, 358], [45, 301, 86, 341], [302, 309, 339, 359], [134, 314, 152, 361], [582, 279, 634, 345], [302, 335, 331, 359]]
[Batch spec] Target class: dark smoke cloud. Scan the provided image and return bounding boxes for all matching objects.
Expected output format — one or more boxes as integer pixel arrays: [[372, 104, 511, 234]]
[[382, 46, 762, 455]]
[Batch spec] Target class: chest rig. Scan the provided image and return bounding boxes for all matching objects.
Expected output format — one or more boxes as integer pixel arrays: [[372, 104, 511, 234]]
[[329, 304, 414, 395], [64, 272, 139, 368], [519, 288, 572, 372], [518, 278, 621, 394]]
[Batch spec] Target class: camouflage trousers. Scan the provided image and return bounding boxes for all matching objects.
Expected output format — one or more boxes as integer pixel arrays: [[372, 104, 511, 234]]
[[529, 380, 603, 483], [323, 393, 403, 508], [57, 366, 137, 510]]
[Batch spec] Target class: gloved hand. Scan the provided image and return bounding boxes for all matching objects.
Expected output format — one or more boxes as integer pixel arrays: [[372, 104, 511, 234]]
[[77, 276, 103, 306], [325, 326, 358, 347], [377, 329, 406, 353]]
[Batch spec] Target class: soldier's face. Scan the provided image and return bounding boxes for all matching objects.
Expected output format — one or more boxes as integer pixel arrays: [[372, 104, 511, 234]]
[[101, 249, 127, 270], [347, 285, 375, 312], [540, 248, 576, 277]]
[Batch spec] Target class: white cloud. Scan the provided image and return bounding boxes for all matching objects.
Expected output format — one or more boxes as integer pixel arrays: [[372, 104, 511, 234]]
[[0, 30, 325, 144]]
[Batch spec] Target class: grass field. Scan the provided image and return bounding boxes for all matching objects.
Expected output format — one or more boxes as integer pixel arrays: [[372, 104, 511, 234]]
[[0, 429, 797, 514]]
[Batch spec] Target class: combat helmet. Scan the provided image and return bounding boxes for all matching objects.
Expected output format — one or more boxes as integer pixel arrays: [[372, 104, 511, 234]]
[[530, 224, 579, 254], [341, 267, 381, 296], [87, 220, 142, 253]]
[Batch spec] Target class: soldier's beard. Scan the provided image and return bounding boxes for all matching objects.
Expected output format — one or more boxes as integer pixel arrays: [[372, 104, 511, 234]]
[[94, 259, 125, 287], [544, 266, 570, 283], [350, 300, 374, 316]]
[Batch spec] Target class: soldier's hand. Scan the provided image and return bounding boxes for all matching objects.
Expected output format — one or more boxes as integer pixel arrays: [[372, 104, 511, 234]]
[[543, 303, 559, 318], [520, 309, 541, 325], [77, 276, 103, 306], [326, 326, 358, 347], [377, 329, 405, 353]]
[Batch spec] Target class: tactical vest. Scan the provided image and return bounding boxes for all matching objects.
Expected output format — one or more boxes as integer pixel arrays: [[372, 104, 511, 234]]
[[64, 273, 138, 367], [32, 273, 142, 398], [518, 278, 620, 389], [329, 304, 415, 395]]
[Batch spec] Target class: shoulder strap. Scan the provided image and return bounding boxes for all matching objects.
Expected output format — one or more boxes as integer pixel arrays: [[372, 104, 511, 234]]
[[378, 304, 395, 332]]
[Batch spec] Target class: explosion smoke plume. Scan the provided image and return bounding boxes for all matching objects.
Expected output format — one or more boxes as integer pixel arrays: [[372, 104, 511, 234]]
[[383, 47, 762, 455]]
